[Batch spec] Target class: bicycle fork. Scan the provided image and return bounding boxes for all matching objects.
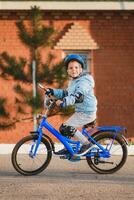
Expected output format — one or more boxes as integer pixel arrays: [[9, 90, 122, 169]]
[[29, 130, 43, 158]]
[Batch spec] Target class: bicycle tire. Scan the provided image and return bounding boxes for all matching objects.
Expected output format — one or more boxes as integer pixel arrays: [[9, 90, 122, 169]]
[[86, 132, 127, 174], [11, 135, 52, 176]]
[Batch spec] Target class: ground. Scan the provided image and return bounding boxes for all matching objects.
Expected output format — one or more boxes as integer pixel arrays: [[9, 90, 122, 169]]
[[0, 155, 133, 200]]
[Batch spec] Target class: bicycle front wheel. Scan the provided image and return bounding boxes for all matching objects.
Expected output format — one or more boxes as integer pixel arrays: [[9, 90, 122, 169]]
[[86, 132, 127, 174], [12, 135, 52, 176]]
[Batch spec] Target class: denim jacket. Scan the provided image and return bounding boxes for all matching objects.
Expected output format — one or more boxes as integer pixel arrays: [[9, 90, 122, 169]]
[[53, 72, 97, 115]]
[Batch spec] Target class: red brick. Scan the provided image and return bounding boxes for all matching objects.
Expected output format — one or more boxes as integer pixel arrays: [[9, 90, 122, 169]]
[[0, 13, 134, 143]]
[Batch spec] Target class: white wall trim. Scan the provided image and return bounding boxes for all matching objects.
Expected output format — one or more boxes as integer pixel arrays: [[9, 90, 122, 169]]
[[0, 144, 134, 155], [0, 1, 134, 11]]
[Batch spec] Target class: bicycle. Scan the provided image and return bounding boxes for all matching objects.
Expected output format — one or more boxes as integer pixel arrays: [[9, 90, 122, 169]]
[[11, 84, 128, 176]]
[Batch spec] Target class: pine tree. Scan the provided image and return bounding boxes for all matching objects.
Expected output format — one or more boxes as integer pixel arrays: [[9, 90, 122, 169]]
[[0, 6, 68, 130]]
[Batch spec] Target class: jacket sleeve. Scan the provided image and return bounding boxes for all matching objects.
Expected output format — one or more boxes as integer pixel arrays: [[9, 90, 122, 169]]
[[53, 89, 68, 99]]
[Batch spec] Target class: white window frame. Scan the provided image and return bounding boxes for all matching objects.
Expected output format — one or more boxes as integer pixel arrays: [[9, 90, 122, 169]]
[[63, 50, 91, 72]]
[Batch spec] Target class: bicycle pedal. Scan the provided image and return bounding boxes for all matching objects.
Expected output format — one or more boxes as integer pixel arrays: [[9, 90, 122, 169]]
[[69, 155, 81, 162]]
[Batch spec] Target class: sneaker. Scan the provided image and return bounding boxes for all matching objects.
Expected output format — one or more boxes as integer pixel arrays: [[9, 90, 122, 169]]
[[78, 143, 92, 155], [55, 148, 68, 155]]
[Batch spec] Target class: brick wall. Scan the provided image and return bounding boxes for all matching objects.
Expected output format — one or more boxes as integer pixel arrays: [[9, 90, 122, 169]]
[[90, 16, 134, 139], [0, 11, 134, 143]]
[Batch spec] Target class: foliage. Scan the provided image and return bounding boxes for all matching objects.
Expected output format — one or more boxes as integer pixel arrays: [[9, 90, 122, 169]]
[[51, 61, 67, 87], [14, 83, 43, 112], [0, 6, 69, 130], [0, 52, 28, 82], [38, 54, 67, 87], [0, 97, 9, 117], [16, 6, 55, 59]]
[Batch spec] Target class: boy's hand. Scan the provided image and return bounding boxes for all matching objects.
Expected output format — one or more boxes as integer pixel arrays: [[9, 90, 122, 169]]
[[56, 100, 63, 106], [56, 100, 65, 108], [45, 88, 54, 96]]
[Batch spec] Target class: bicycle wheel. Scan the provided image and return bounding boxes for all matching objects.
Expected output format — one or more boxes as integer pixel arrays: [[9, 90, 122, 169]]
[[86, 132, 127, 174], [12, 135, 52, 176]]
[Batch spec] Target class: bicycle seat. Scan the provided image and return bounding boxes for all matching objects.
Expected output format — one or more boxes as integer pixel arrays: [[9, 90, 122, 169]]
[[83, 119, 96, 128]]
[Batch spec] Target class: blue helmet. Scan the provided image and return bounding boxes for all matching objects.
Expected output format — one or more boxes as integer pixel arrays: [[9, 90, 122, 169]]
[[64, 54, 85, 69]]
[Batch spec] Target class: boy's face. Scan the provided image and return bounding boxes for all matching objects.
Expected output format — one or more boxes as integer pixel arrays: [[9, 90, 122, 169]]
[[67, 61, 83, 78]]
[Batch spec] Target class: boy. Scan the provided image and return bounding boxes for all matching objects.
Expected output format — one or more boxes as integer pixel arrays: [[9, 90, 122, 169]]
[[46, 54, 97, 155]]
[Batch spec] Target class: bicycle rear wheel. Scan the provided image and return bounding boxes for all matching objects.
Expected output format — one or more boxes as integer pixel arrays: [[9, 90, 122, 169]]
[[86, 132, 127, 174], [12, 135, 52, 176]]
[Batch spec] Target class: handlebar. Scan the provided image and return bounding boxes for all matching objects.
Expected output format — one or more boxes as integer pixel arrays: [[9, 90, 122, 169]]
[[38, 83, 57, 112], [38, 83, 47, 92], [38, 83, 53, 98]]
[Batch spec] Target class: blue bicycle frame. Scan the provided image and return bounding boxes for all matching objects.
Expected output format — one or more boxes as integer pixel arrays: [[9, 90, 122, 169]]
[[31, 114, 127, 159]]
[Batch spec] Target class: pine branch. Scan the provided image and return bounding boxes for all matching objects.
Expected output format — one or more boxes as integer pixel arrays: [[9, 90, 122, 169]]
[[0, 117, 33, 130], [0, 97, 9, 117], [16, 21, 34, 48], [16, 6, 55, 49], [0, 52, 28, 82], [0, 6, 69, 132], [0, 109, 73, 130]]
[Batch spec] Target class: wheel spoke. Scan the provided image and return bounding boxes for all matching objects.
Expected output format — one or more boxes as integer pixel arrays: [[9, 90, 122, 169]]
[[12, 135, 52, 175], [86, 132, 127, 174]]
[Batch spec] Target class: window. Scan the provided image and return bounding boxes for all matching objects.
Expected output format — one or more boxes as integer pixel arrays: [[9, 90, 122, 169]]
[[63, 51, 90, 72]]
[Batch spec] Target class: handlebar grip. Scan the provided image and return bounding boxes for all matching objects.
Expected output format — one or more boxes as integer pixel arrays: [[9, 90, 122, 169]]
[[38, 83, 54, 98], [38, 83, 47, 91]]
